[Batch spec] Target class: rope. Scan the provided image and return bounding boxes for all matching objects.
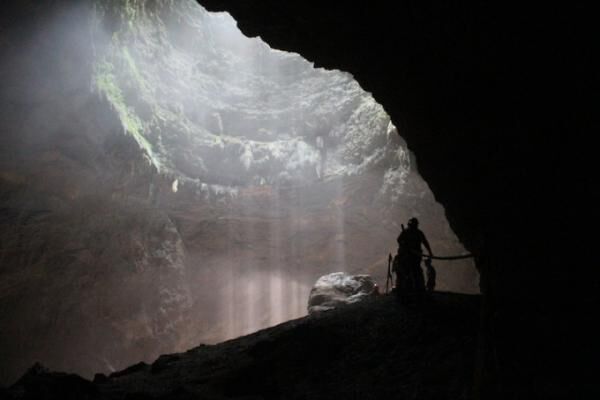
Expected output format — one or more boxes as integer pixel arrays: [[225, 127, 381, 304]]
[[422, 253, 475, 261], [396, 248, 475, 261]]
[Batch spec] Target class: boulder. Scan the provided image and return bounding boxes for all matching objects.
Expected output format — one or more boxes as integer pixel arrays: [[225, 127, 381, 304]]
[[307, 272, 378, 314]]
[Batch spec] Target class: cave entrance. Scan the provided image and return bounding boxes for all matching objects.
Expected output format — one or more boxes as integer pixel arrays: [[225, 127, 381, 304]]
[[92, 1, 478, 341]]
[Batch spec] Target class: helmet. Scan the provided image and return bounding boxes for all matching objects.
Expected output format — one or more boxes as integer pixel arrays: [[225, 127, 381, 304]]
[[408, 217, 419, 227]]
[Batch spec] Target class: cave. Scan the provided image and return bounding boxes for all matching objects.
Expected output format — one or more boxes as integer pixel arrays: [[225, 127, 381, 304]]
[[0, 0, 480, 386], [0, 0, 595, 399]]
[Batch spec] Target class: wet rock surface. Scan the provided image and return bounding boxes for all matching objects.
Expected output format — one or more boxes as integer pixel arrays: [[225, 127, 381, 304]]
[[5, 293, 481, 400]]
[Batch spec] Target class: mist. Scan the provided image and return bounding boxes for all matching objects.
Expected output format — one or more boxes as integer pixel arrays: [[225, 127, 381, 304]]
[[0, 0, 478, 385]]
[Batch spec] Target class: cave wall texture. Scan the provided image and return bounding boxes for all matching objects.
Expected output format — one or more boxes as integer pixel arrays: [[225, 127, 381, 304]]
[[196, 1, 597, 398]]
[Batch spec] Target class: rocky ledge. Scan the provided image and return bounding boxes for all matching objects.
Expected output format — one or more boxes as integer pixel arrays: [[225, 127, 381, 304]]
[[4, 292, 480, 400]]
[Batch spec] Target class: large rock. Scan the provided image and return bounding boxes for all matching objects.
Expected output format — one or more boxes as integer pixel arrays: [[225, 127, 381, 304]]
[[307, 272, 378, 314]]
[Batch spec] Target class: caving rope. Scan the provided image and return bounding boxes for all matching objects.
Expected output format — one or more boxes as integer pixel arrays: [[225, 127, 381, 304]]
[[422, 253, 475, 261]]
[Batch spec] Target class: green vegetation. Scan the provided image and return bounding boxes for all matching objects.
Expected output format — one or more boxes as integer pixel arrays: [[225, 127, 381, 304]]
[[90, 0, 208, 175], [122, 48, 151, 94], [93, 60, 160, 170]]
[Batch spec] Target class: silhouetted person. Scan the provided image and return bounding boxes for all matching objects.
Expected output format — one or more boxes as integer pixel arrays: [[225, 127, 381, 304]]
[[395, 217, 432, 297]]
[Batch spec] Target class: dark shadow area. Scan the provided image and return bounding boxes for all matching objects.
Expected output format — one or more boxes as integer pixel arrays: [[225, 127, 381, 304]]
[[197, 1, 598, 398]]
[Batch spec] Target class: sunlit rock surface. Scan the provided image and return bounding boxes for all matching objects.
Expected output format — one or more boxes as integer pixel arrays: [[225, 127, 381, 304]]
[[0, 0, 477, 385], [307, 272, 378, 314], [92, 1, 400, 188]]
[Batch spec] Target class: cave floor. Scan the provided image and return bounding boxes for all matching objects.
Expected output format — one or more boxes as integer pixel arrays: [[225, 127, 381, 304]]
[[7, 292, 481, 400]]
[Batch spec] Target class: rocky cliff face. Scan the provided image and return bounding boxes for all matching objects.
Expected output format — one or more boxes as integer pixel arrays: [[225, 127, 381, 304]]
[[0, 0, 478, 385], [0, 6, 194, 380]]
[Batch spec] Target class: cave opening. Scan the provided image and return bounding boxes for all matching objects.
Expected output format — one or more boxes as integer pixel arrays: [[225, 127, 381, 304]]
[[90, 0, 479, 336], [0, 0, 478, 384]]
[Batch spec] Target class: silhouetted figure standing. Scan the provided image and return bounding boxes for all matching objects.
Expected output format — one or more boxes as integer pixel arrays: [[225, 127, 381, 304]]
[[395, 217, 433, 297]]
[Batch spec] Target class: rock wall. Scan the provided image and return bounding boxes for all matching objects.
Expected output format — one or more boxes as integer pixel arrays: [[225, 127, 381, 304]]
[[0, 1, 193, 383]]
